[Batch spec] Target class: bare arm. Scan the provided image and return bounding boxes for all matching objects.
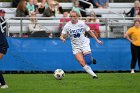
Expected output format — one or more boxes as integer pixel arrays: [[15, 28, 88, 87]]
[[95, 3, 102, 8], [60, 33, 67, 42], [103, 2, 109, 8], [88, 30, 103, 44], [124, 33, 133, 43]]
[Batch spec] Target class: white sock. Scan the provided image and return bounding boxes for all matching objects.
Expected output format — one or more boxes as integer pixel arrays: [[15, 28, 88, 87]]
[[131, 69, 135, 73], [83, 65, 97, 77]]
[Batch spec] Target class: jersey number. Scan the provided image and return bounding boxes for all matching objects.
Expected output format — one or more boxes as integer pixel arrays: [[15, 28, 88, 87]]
[[73, 33, 80, 38]]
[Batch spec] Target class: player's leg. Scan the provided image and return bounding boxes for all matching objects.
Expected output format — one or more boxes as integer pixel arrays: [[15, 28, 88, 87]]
[[130, 44, 137, 73], [74, 52, 86, 66], [83, 52, 96, 65], [0, 72, 6, 86], [0, 48, 8, 89], [137, 46, 140, 70], [82, 39, 96, 65], [74, 52, 97, 78], [0, 55, 8, 89]]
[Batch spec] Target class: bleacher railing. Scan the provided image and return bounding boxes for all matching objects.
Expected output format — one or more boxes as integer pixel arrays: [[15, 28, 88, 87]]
[[5, 17, 137, 38]]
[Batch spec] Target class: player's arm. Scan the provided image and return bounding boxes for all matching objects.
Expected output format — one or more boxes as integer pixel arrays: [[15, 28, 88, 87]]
[[88, 30, 103, 44], [124, 32, 133, 43], [60, 24, 68, 42], [60, 33, 67, 42], [83, 22, 103, 44]]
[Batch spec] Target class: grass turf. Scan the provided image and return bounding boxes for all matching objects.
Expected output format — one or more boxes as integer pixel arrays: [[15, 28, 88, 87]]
[[0, 73, 140, 93]]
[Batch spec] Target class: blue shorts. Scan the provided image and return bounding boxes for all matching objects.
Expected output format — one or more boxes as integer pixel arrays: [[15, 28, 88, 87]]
[[0, 46, 8, 54]]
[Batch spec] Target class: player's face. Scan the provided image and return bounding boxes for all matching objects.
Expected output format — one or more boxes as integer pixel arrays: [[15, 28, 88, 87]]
[[70, 12, 78, 24]]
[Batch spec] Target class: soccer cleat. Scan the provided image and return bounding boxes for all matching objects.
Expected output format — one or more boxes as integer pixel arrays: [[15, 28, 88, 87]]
[[93, 76, 98, 79], [1, 85, 8, 89], [92, 58, 96, 64]]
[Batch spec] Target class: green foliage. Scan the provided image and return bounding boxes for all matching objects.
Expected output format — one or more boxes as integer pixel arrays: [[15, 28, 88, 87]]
[[1, 73, 140, 93]]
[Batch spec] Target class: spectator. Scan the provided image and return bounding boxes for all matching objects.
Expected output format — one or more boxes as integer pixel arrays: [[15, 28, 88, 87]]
[[26, 0, 36, 15], [12, 0, 20, 7], [85, 11, 100, 37], [28, 12, 45, 33], [53, 0, 63, 15], [136, 11, 140, 20], [58, 12, 70, 36], [124, 20, 140, 74], [92, 0, 109, 8], [28, 12, 48, 37], [33, 0, 39, 14], [125, 0, 140, 17], [43, 0, 63, 17], [16, 0, 29, 17], [43, 1, 55, 17], [72, 0, 82, 18], [38, 0, 49, 14], [59, 12, 70, 29]]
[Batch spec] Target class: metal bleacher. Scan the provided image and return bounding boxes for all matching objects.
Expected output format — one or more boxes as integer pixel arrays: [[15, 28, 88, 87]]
[[0, 2, 135, 38], [0, 2, 134, 17], [7, 19, 60, 34]]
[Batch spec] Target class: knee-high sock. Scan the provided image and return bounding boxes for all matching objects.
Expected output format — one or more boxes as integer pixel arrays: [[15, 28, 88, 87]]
[[84, 53, 92, 65], [83, 65, 97, 77]]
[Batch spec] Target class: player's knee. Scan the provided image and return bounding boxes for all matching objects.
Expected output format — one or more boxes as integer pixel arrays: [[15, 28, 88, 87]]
[[78, 59, 86, 66], [84, 53, 92, 65]]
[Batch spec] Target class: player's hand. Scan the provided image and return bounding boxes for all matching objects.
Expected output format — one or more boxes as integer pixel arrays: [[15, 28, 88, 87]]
[[60, 36, 66, 42], [61, 38, 66, 42], [97, 40, 103, 44]]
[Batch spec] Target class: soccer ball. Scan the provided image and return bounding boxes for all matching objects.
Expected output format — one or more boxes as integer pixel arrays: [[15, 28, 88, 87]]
[[54, 69, 65, 80]]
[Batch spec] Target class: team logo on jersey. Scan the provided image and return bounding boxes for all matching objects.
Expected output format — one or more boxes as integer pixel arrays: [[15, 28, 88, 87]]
[[69, 28, 82, 34]]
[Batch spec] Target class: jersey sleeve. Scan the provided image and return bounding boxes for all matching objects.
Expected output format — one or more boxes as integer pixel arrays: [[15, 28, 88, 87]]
[[83, 22, 90, 32], [61, 24, 68, 34]]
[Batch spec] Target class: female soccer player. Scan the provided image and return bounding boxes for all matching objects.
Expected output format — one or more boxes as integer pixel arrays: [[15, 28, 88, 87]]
[[60, 11, 103, 79], [0, 10, 9, 89]]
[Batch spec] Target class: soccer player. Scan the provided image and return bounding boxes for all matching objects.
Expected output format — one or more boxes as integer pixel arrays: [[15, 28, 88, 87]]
[[60, 11, 103, 79], [0, 10, 9, 89]]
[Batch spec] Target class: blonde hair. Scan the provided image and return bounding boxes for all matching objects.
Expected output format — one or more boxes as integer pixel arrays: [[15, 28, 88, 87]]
[[89, 11, 96, 16], [70, 10, 80, 17], [73, 0, 79, 5], [134, 0, 140, 7]]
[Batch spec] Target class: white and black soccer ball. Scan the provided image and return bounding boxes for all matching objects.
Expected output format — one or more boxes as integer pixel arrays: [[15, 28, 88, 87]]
[[54, 69, 65, 80]]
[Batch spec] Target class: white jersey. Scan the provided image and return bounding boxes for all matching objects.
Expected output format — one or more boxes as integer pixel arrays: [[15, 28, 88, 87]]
[[62, 20, 91, 54]]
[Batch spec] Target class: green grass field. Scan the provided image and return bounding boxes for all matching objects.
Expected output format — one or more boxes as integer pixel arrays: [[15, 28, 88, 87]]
[[0, 73, 140, 93]]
